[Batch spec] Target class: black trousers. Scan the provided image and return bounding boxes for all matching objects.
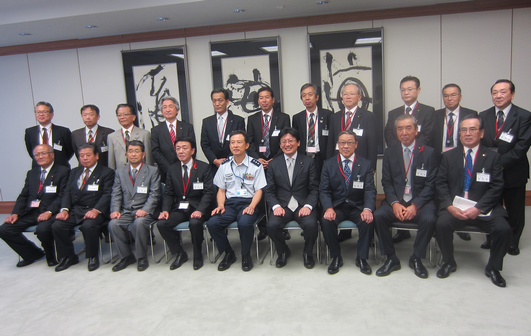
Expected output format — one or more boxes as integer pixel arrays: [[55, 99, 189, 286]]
[[52, 214, 107, 260], [321, 202, 373, 260], [435, 210, 511, 271], [502, 185, 526, 247], [157, 207, 205, 256], [374, 201, 436, 259], [267, 205, 318, 255]]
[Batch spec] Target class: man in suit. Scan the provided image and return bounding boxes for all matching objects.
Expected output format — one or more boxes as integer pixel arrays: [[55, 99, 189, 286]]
[[52, 143, 115, 272], [108, 103, 153, 169], [207, 130, 267, 272], [479, 79, 531, 256], [265, 128, 319, 269], [201, 88, 245, 174], [320, 130, 376, 275], [108, 140, 160, 272], [158, 137, 214, 270], [374, 114, 438, 278], [292, 83, 333, 175], [0, 144, 69, 267], [435, 115, 511, 287], [151, 96, 195, 183], [384, 76, 435, 149], [71, 104, 115, 167], [25, 101, 74, 169]]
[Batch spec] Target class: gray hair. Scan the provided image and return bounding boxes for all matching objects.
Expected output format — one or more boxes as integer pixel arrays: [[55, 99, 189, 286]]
[[159, 97, 180, 110], [342, 83, 362, 96], [394, 114, 418, 129]]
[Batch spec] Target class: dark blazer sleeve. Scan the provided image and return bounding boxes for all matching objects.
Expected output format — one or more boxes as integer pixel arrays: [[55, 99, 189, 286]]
[[61, 168, 77, 211], [361, 109, 377, 170], [92, 167, 114, 215], [475, 152, 504, 213], [264, 162, 280, 208], [194, 162, 215, 215], [319, 159, 334, 210], [12, 170, 33, 215], [24, 126, 37, 159], [162, 169, 176, 213], [411, 146, 437, 209], [499, 106, 531, 170], [381, 147, 400, 205], [151, 124, 172, 174], [142, 167, 161, 215], [384, 108, 400, 148], [246, 112, 260, 159], [361, 161, 376, 211], [201, 117, 218, 164], [44, 166, 70, 214], [303, 157, 319, 208], [417, 104, 436, 147]]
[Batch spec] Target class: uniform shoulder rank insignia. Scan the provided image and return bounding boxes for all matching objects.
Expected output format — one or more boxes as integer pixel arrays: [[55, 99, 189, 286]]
[[221, 158, 231, 165], [251, 158, 261, 167]]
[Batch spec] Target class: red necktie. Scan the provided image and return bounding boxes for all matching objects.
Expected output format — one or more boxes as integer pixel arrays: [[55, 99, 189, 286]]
[[169, 124, 176, 145]]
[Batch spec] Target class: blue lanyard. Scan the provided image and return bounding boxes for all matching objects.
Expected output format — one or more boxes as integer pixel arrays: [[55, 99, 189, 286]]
[[231, 156, 249, 188]]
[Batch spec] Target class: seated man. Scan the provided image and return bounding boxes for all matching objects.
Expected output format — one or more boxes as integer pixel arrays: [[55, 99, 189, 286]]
[[0, 144, 69, 267], [52, 143, 115, 272], [374, 114, 438, 279], [108, 140, 161, 272], [207, 130, 266, 272], [265, 128, 319, 269], [320, 130, 376, 275], [435, 115, 511, 287], [158, 136, 214, 271]]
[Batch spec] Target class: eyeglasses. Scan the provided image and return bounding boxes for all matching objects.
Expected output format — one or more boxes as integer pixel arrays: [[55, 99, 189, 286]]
[[460, 127, 479, 134], [443, 93, 460, 99], [116, 114, 132, 118], [338, 141, 356, 147], [127, 149, 143, 154], [35, 111, 51, 115], [34, 152, 52, 157], [280, 139, 296, 144]]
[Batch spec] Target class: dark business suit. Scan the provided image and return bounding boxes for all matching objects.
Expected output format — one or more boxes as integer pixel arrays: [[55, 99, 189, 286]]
[[326, 108, 377, 171], [0, 164, 69, 262], [157, 159, 214, 257], [52, 164, 115, 260], [200, 111, 245, 173], [384, 103, 435, 148], [25, 124, 74, 168], [479, 105, 531, 247], [374, 143, 438, 259], [247, 110, 291, 160], [435, 145, 511, 271], [320, 154, 376, 259], [71, 126, 115, 167], [151, 120, 195, 183], [292, 108, 333, 175], [432, 107, 477, 161], [265, 154, 319, 255]]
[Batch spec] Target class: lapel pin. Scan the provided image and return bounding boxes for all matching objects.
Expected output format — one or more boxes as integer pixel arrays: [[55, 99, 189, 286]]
[[482, 154, 486, 156]]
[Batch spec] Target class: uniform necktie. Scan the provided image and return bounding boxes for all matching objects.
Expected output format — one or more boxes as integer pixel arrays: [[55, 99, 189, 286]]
[[38, 169, 46, 193], [345, 111, 353, 130], [497, 111, 504, 132], [131, 168, 138, 184], [124, 130, 130, 143], [287, 158, 298, 212], [463, 149, 473, 198], [263, 114, 271, 158], [42, 127, 49, 145], [308, 113, 315, 145], [80, 168, 90, 189], [403, 148, 412, 202], [88, 130, 94, 143], [343, 159, 351, 187], [169, 124, 176, 145], [446, 112, 455, 147], [406, 106, 412, 115]]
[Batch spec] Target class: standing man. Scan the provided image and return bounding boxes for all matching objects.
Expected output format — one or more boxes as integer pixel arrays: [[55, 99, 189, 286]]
[[108, 103, 153, 170], [384, 76, 435, 149], [479, 79, 531, 255], [72, 104, 115, 167], [25, 101, 74, 168], [207, 130, 267, 272], [0, 144, 69, 267], [52, 143, 115, 272], [265, 128, 319, 269], [435, 115, 511, 287], [201, 88, 245, 174], [292, 83, 332, 175], [151, 97, 195, 183], [320, 130, 376, 275], [108, 140, 160, 272], [374, 114, 438, 279]]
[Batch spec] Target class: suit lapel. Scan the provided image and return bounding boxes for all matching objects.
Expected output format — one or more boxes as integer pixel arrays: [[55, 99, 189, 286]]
[[470, 146, 487, 189], [125, 165, 135, 197], [350, 156, 362, 188], [502, 106, 517, 133], [40, 165, 58, 196], [175, 161, 185, 196], [269, 112, 279, 136]]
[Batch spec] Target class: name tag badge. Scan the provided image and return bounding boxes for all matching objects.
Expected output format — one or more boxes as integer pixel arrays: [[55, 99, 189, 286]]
[[307, 146, 317, 153], [193, 182, 204, 190], [259, 146, 267, 153], [100, 146, 108, 153], [352, 182, 364, 189], [322, 129, 329, 136], [477, 172, 490, 183], [53, 143, 63, 151], [87, 184, 99, 191], [417, 125, 422, 132], [352, 128, 364, 137], [335, 144, 339, 151], [404, 186, 411, 194], [416, 169, 427, 177], [499, 132, 514, 143], [226, 134, 230, 141], [271, 129, 280, 137], [137, 186, 148, 194], [178, 202, 190, 210], [30, 200, 41, 208], [45, 186, 57, 193], [237, 189, 248, 196]]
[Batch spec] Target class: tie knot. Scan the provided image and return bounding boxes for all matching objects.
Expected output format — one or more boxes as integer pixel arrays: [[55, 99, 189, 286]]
[[344, 159, 350, 165], [264, 114, 269, 121], [497, 111, 504, 117], [170, 124, 174, 129], [467, 149, 472, 154], [310, 113, 315, 119], [448, 112, 454, 118], [406, 107, 412, 114]]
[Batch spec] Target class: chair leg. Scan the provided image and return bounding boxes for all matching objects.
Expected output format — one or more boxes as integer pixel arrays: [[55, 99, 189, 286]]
[[269, 237, 274, 266]]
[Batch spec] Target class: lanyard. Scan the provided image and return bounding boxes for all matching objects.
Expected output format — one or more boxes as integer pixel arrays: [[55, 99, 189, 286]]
[[128, 162, 143, 185], [403, 141, 415, 184], [182, 160, 196, 197], [306, 110, 317, 137], [404, 102, 419, 114], [260, 112, 272, 139], [337, 154, 356, 184], [494, 116, 507, 140], [121, 126, 134, 145], [231, 157, 249, 188], [217, 114, 228, 143], [340, 108, 357, 132]]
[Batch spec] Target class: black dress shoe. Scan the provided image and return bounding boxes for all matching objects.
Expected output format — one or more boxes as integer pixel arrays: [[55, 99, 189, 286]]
[[356, 257, 372, 275], [337, 230, 352, 243], [485, 268, 506, 287], [112, 255, 137, 272], [480, 241, 491, 249], [328, 256, 343, 275], [409, 258, 428, 279], [456, 232, 471, 241], [392, 231, 411, 243], [242, 253, 253, 272], [376, 258, 401, 277], [436, 262, 457, 278], [507, 245, 520, 256], [16, 250, 45, 267], [169, 252, 188, 270], [55, 256, 79, 272], [283, 229, 291, 241], [275, 249, 291, 268], [257, 232, 267, 241], [303, 253, 315, 269], [218, 251, 236, 271], [137, 257, 149, 272], [88, 257, 100, 272], [47, 259, 59, 267], [193, 258, 204, 270]]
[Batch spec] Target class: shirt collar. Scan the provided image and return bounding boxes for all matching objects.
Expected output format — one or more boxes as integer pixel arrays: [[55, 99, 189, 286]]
[[464, 144, 479, 156], [284, 152, 298, 162], [217, 111, 228, 120], [404, 101, 418, 110], [401, 141, 416, 152], [41, 163, 53, 173], [340, 153, 355, 162], [84, 162, 98, 172], [306, 107, 318, 116], [180, 159, 193, 171], [231, 154, 249, 167], [165, 120, 177, 129], [498, 104, 512, 118], [446, 106, 460, 115], [344, 106, 358, 114], [122, 125, 134, 133], [86, 125, 99, 135]]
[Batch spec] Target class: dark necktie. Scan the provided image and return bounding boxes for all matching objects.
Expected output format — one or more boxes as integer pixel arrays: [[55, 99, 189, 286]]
[[124, 130, 130, 143], [345, 111, 353, 130], [169, 124, 177, 145], [80, 168, 90, 190], [343, 159, 351, 187], [131, 168, 138, 184], [263, 114, 271, 158], [88, 130, 94, 143], [42, 128, 49, 145], [406, 107, 412, 115], [497, 111, 504, 133], [38, 169, 46, 193], [308, 113, 315, 145], [183, 164, 188, 186], [403, 148, 412, 202], [446, 112, 455, 147], [463, 149, 473, 197]]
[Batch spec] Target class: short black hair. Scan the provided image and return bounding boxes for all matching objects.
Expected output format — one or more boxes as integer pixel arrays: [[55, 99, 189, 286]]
[[442, 83, 461, 94], [229, 130, 249, 144], [35, 101, 54, 114], [78, 142, 99, 155], [491, 79, 515, 93], [400, 76, 420, 89], [461, 114, 484, 130], [126, 140, 145, 152], [279, 127, 300, 142], [211, 88, 230, 100], [80, 104, 100, 115], [174, 136, 196, 150], [115, 103, 135, 115], [257, 86, 274, 98]]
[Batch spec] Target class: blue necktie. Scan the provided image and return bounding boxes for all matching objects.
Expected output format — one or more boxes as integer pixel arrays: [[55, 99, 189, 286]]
[[463, 149, 473, 196], [343, 159, 351, 187]]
